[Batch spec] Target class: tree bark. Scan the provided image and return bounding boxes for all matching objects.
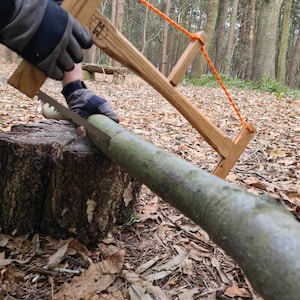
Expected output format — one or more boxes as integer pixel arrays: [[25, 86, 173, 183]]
[[244, 0, 256, 80], [160, 0, 171, 76], [191, 0, 219, 77], [288, 26, 300, 88], [277, 0, 292, 84], [215, 0, 230, 72], [0, 121, 140, 244], [110, 0, 125, 67], [83, 45, 97, 64], [253, 0, 283, 80], [223, 0, 239, 75], [88, 114, 300, 300]]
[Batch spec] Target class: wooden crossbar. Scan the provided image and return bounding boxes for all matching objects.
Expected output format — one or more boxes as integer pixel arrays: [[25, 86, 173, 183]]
[[168, 31, 207, 86], [7, 0, 255, 179]]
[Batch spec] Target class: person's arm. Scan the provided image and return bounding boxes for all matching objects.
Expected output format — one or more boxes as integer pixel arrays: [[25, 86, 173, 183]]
[[0, 0, 15, 29], [0, 0, 119, 127], [0, 0, 93, 80]]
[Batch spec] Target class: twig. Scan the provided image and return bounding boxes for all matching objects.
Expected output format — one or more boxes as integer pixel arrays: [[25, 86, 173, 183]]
[[234, 168, 273, 182], [43, 266, 81, 275]]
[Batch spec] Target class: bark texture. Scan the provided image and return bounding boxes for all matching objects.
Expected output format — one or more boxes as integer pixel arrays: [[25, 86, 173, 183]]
[[253, 0, 283, 80], [88, 114, 300, 300], [82, 64, 128, 75], [82, 64, 128, 83], [0, 120, 140, 243]]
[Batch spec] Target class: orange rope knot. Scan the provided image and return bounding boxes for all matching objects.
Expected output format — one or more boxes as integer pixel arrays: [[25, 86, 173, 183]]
[[139, 0, 253, 133], [190, 34, 205, 48]]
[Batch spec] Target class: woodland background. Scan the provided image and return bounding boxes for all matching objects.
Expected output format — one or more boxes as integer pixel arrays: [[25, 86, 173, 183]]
[[88, 0, 299, 88], [1, 0, 299, 89], [0, 0, 300, 299]]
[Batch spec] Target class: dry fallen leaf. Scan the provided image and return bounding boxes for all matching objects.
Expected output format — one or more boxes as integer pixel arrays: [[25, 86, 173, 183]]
[[47, 240, 70, 269], [124, 270, 171, 300], [54, 249, 125, 299], [129, 284, 153, 300], [154, 250, 188, 272], [136, 256, 160, 274], [177, 287, 199, 300], [224, 285, 252, 298], [211, 256, 231, 285]]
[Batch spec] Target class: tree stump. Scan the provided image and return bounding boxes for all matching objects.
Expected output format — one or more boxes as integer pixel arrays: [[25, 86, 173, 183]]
[[0, 120, 141, 244]]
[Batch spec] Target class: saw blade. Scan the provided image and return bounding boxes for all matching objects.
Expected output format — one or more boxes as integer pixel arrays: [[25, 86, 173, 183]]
[[37, 90, 111, 144]]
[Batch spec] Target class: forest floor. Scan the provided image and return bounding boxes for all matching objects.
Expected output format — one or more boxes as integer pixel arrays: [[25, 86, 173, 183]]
[[0, 63, 299, 300]]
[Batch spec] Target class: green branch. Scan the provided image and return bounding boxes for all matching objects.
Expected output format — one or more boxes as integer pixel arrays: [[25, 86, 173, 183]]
[[88, 114, 300, 300]]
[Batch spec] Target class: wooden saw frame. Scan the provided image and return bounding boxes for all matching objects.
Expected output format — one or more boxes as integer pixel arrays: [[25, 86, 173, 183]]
[[8, 0, 255, 179]]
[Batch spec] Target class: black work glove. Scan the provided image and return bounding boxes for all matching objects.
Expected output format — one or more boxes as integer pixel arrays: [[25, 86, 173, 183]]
[[62, 81, 120, 123], [0, 0, 93, 80]]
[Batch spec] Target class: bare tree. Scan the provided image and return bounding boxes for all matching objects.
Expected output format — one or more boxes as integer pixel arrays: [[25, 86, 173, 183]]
[[288, 28, 300, 88], [110, 0, 125, 66], [161, 0, 171, 75], [253, 0, 283, 80], [191, 0, 220, 78], [223, 0, 239, 74], [215, 0, 230, 72], [244, 0, 256, 80], [277, 0, 293, 84]]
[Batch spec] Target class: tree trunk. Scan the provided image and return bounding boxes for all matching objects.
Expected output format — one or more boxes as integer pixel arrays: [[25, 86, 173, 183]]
[[234, 0, 248, 78], [277, 0, 292, 84], [82, 46, 97, 80], [223, 0, 239, 75], [83, 45, 97, 64], [160, 0, 171, 76], [191, 0, 219, 77], [116, 0, 125, 34], [141, 6, 149, 55], [288, 24, 300, 88], [215, 0, 230, 72], [172, 3, 190, 75], [253, 0, 283, 80], [244, 0, 256, 80], [88, 114, 300, 300], [110, 0, 125, 66], [0, 121, 140, 244], [111, 0, 117, 28]]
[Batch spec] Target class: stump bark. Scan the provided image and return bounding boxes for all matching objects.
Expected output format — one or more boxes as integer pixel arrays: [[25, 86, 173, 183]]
[[0, 120, 141, 243]]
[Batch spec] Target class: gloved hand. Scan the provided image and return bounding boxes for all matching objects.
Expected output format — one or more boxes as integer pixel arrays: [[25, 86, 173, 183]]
[[62, 80, 120, 123], [0, 0, 93, 80]]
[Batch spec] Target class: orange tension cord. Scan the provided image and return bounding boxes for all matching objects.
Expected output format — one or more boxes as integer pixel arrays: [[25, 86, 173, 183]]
[[139, 0, 253, 133]]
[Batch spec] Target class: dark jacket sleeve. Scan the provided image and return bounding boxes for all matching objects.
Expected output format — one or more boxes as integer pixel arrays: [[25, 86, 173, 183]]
[[0, 0, 15, 29]]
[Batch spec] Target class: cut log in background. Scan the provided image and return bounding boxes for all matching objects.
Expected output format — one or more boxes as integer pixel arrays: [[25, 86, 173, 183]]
[[0, 120, 141, 244], [81, 63, 128, 84]]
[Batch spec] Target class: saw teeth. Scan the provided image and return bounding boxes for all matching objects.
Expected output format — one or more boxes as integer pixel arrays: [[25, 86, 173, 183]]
[[42, 102, 68, 120]]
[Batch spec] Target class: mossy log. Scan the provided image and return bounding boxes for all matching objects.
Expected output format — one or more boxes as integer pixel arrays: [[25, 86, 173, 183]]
[[87, 114, 300, 300], [0, 120, 140, 243]]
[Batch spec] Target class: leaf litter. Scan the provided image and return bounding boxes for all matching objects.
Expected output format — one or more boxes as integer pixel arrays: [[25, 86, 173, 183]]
[[0, 63, 299, 299]]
